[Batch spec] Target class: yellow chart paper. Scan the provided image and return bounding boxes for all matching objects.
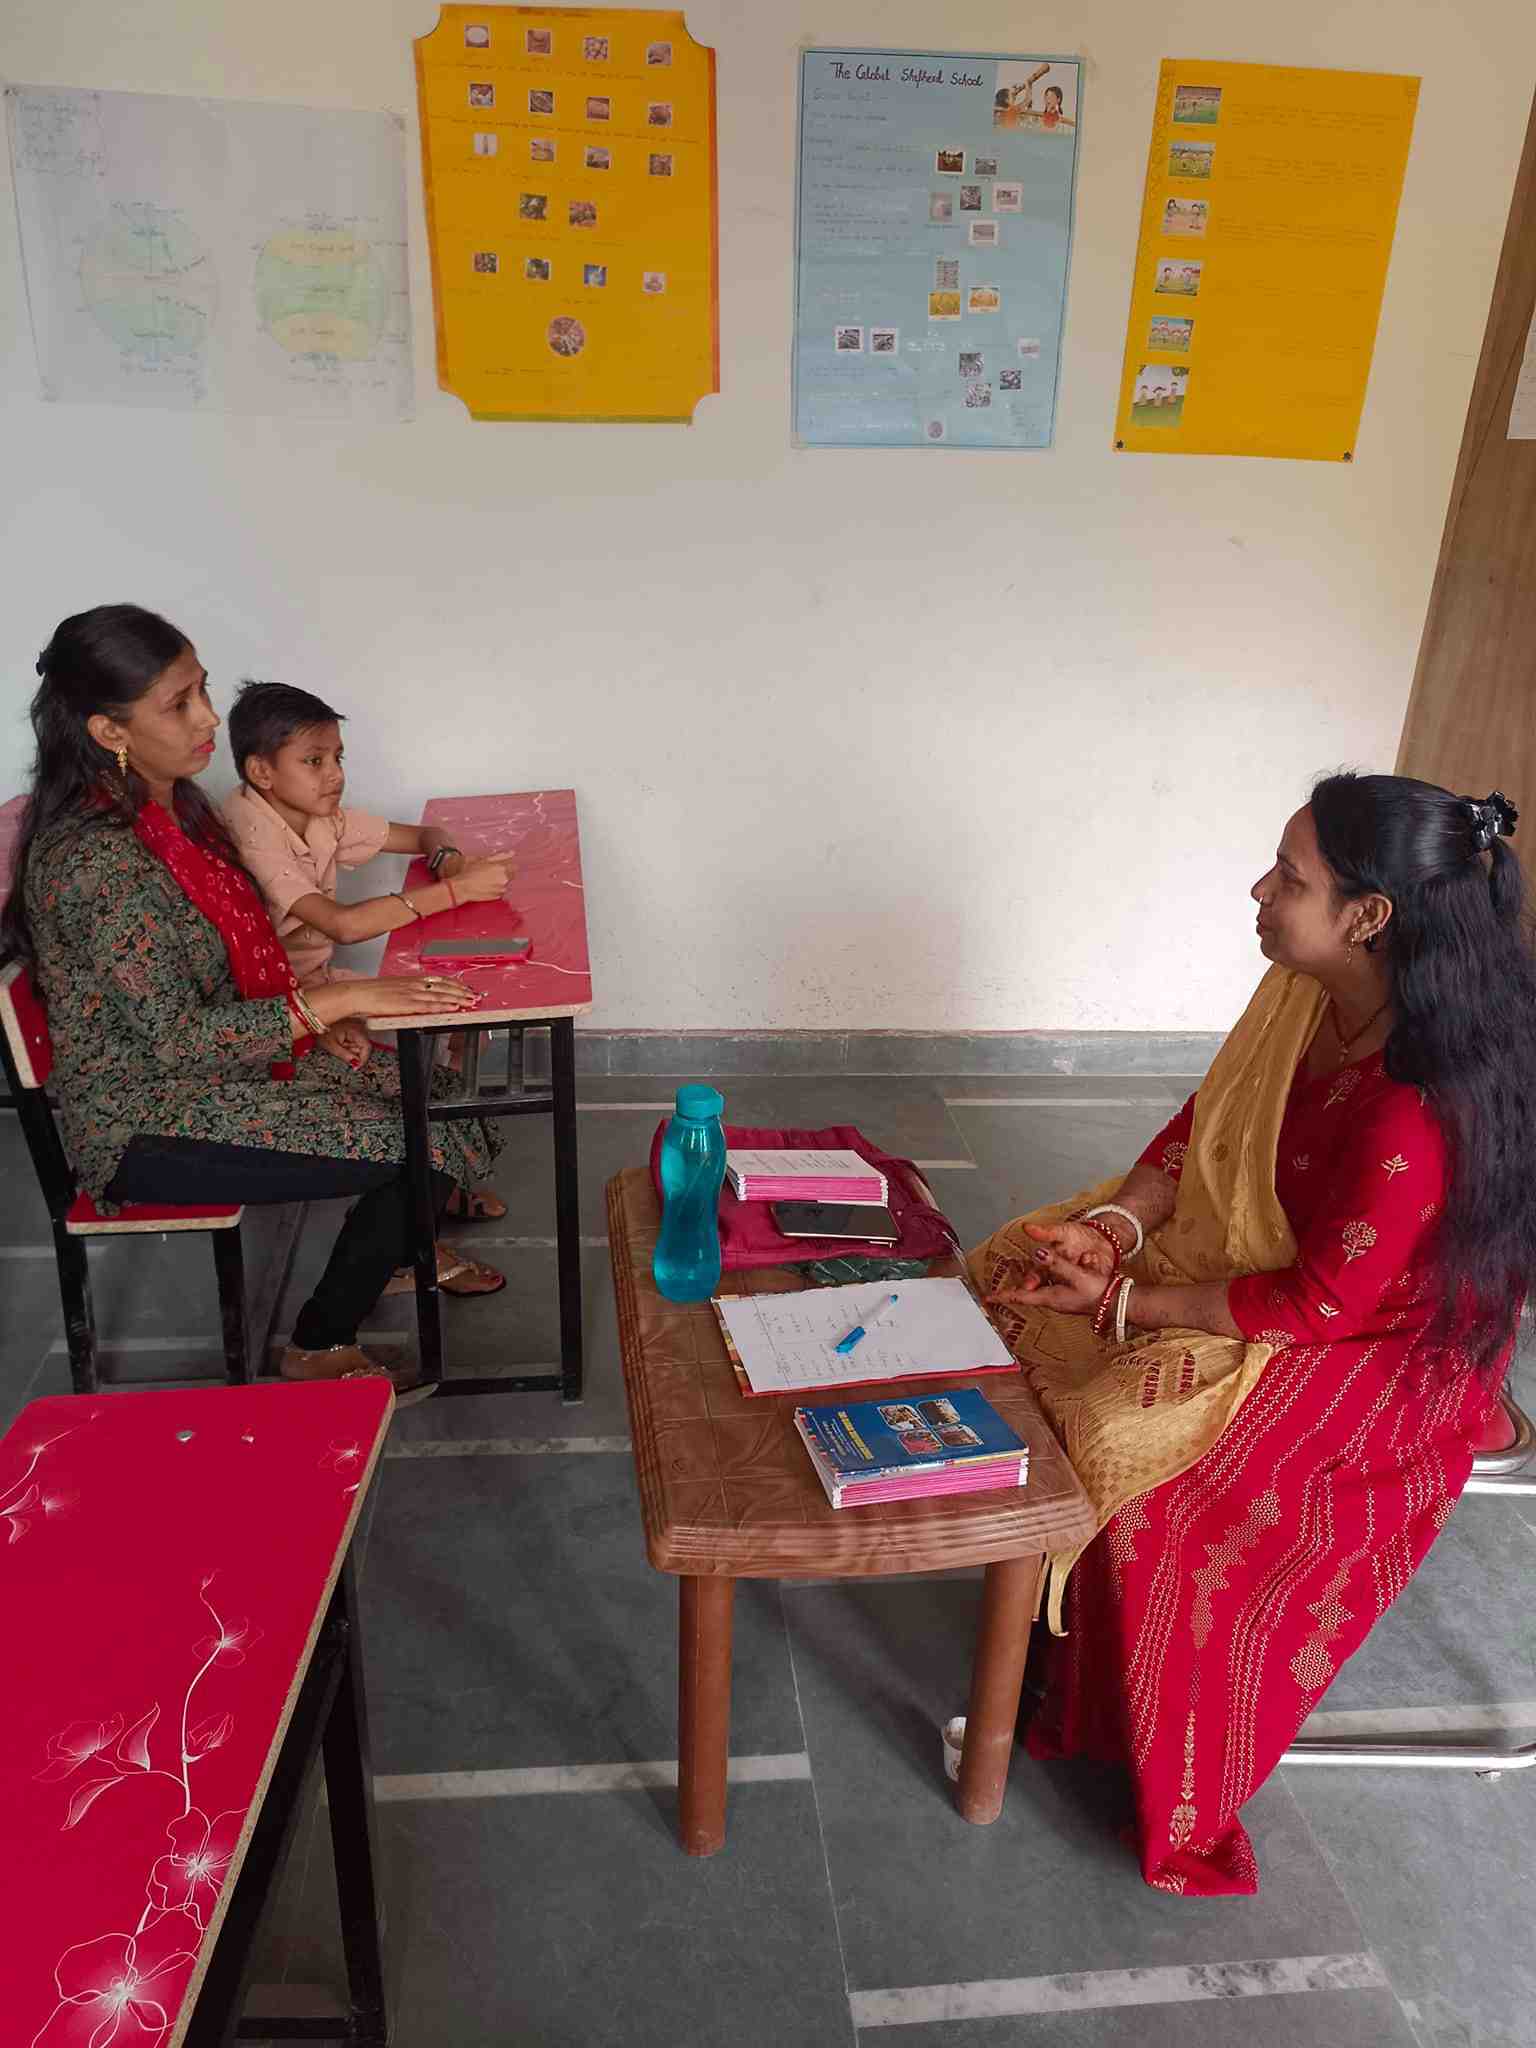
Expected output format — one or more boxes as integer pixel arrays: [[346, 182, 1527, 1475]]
[[1114, 60, 1418, 460], [415, 5, 717, 421]]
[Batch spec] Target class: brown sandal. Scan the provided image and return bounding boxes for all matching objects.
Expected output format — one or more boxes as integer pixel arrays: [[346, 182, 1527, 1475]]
[[444, 1185, 508, 1222], [279, 1343, 435, 1407], [383, 1246, 507, 1298]]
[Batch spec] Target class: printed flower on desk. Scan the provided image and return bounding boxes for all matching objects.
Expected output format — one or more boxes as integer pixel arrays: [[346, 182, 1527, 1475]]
[[148, 1808, 243, 1925], [36, 1715, 127, 1782], [1, 1426, 79, 1548], [319, 1439, 362, 1474], [194, 1615, 261, 1667], [31, 1910, 201, 2047]]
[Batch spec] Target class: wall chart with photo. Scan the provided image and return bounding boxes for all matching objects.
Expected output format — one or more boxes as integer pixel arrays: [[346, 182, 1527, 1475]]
[[1113, 59, 1419, 460], [793, 49, 1081, 449], [415, 4, 717, 422]]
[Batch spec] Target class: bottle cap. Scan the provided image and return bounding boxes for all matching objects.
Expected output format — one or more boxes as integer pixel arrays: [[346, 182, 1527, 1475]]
[[675, 1083, 724, 1120]]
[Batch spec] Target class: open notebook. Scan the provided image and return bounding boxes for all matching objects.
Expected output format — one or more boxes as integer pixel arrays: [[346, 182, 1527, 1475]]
[[712, 1277, 1016, 1398]]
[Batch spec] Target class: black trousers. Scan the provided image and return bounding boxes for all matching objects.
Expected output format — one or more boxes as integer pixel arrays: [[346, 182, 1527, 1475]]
[[109, 1136, 453, 1351]]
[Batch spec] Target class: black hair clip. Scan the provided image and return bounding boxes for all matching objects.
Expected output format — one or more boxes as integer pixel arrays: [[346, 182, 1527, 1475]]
[[1464, 790, 1518, 851]]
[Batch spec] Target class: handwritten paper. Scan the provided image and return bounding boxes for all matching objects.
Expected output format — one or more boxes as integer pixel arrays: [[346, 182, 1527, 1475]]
[[715, 1277, 1015, 1396]]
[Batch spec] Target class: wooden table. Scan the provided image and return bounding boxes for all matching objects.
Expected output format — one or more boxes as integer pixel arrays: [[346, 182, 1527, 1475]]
[[0, 1380, 394, 2045], [367, 790, 593, 1402], [606, 1168, 1096, 1856]]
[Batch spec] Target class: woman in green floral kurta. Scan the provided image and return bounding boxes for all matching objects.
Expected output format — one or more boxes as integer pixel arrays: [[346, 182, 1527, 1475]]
[[3, 605, 503, 1401]]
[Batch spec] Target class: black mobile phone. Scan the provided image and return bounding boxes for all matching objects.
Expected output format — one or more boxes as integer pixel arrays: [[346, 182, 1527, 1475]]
[[770, 1201, 900, 1243], [419, 936, 531, 958]]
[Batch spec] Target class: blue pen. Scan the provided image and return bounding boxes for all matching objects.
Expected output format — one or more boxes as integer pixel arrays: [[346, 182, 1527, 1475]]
[[834, 1291, 900, 1355]]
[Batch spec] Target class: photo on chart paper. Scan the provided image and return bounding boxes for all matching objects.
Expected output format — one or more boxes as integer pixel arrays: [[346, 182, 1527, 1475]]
[[1131, 361, 1188, 426]]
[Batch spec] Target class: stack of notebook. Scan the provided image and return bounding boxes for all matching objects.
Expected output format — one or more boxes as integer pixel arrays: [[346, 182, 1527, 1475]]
[[725, 1148, 888, 1204], [793, 1387, 1029, 1509]]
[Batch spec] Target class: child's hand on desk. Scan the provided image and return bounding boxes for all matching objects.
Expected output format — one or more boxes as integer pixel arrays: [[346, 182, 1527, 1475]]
[[450, 851, 517, 902]]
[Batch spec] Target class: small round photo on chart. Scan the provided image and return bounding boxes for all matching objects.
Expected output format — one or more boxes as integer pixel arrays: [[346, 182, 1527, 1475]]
[[468, 82, 495, 108], [464, 22, 490, 47], [959, 351, 982, 377], [472, 251, 498, 275], [519, 192, 548, 221], [925, 418, 946, 441], [1000, 367, 1022, 390], [525, 256, 551, 282], [583, 262, 607, 287], [547, 316, 585, 357], [646, 42, 672, 65], [648, 153, 673, 176], [526, 26, 552, 55], [647, 102, 673, 127], [964, 380, 992, 408], [585, 146, 611, 171], [583, 35, 610, 60], [870, 325, 898, 354], [529, 89, 555, 116], [569, 199, 598, 228], [834, 324, 864, 352], [642, 270, 667, 295], [531, 136, 556, 162], [587, 96, 611, 121]]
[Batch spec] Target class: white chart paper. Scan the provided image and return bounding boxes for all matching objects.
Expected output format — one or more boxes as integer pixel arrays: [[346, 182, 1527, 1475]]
[[716, 1277, 1015, 1396], [5, 84, 413, 419]]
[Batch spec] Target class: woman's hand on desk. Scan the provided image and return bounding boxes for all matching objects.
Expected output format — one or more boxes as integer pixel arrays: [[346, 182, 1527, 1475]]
[[445, 851, 518, 901], [339, 976, 481, 1018]]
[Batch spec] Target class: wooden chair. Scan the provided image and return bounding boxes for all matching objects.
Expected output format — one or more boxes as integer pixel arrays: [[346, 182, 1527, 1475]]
[[1283, 1386, 1536, 1776], [0, 959, 250, 1395]]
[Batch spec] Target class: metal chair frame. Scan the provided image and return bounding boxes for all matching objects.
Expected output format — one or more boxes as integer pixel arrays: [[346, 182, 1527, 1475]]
[[1283, 1391, 1536, 1778]]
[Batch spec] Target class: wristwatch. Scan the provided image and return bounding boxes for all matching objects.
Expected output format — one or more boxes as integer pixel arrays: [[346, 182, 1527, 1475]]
[[427, 844, 460, 878]]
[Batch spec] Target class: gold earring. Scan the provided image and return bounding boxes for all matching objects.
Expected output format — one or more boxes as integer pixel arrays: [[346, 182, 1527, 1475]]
[[115, 745, 129, 781]]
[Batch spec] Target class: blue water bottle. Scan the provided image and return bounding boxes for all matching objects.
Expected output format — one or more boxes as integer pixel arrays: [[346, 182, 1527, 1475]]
[[653, 1083, 727, 1303]]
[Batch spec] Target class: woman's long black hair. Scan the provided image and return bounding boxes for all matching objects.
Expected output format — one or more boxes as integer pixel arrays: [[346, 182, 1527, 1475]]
[[0, 604, 234, 964], [1311, 771, 1536, 1374]]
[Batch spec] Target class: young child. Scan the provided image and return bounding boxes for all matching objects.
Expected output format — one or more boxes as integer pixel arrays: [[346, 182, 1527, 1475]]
[[222, 679, 515, 1262]]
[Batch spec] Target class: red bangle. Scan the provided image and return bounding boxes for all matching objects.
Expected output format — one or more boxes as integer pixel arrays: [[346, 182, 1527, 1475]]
[[446, 879, 457, 907], [1090, 1275, 1120, 1339], [1069, 1210, 1124, 1270]]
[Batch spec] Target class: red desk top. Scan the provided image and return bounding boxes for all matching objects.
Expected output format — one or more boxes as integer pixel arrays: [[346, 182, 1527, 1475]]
[[0, 1380, 392, 2046], [0, 793, 26, 908], [370, 788, 593, 1029]]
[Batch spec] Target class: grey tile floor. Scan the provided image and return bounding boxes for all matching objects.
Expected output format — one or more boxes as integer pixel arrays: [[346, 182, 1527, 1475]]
[[2, 1076, 1533, 2048]]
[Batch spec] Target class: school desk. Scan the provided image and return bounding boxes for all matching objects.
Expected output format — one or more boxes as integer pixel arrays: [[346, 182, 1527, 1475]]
[[367, 789, 593, 1400]]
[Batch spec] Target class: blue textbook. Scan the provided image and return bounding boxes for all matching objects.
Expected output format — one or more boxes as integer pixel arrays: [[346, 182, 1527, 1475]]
[[796, 1386, 1026, 1478]]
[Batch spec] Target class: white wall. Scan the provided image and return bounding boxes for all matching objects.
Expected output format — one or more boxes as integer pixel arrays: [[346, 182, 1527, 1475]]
[[2, 0, 1532, 1033]]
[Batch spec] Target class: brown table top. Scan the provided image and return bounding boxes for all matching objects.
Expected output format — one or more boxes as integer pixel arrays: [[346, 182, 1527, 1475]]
[[607, 1169, 1096, 1579]]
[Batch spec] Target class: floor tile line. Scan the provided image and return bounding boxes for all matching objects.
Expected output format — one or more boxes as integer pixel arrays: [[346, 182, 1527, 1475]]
[[783, 1587, 859, 2047], [0, 1244, 54, 1259], [910, 1159, 979, 1172], [576, 1102, 674, 1112], [849, 1951, 1387, 2028], [367, 1752, 811, 1802], [440, 1234, 610, 1249], [385, 1435, 631, 1458]]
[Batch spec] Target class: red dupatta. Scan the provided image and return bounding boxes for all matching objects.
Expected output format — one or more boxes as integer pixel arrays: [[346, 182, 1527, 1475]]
[[132, 798, 312, 1078]]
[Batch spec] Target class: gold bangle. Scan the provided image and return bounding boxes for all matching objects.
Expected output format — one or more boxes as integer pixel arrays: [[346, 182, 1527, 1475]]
[[290, 989, 326, 1037], [393, 890, 423, 921]]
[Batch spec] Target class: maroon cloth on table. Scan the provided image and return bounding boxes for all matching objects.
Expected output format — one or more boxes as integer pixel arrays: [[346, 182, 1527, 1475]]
[[647, 1122, 957, 1269]]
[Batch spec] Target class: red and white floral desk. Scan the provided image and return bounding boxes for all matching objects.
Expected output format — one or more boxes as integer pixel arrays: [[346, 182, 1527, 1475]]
[[0, 1379, 393, 2047]]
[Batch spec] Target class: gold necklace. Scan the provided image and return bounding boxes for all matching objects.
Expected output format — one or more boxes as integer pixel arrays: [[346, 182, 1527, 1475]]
[[1332, 997, 1389, 1066]]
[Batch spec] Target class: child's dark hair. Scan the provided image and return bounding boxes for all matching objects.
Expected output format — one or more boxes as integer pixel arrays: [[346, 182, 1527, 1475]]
[[228, 680, 345, 783]]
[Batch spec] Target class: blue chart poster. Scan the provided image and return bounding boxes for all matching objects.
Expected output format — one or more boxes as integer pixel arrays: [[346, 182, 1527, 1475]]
[[794, 50, 1082, 449]]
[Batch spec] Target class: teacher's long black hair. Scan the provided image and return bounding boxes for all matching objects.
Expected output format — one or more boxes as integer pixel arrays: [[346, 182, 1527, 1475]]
[[1, 604, 234, 965], [1311, 770, 1536, 1373]]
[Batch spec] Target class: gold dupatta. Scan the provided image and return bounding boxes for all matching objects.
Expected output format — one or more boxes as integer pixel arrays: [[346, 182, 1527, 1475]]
[[967, 966, 1327, 1631]]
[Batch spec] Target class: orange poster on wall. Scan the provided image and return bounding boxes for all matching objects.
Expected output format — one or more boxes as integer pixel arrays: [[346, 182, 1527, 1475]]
[[414, 5, 718, 421]]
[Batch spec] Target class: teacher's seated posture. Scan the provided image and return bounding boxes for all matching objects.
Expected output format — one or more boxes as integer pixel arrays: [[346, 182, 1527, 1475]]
[[971, 773, 1532, 1896], [0, 604, 504, 1404]]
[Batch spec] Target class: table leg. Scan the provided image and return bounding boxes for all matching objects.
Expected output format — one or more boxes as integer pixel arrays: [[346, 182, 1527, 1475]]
[[551, 1015, 584, 1404], [677, 1575, 735, 1856], [396, 1029, 443, 1387], [322, 1557, 390, 2046], [956, 1554, 1042, 1826]]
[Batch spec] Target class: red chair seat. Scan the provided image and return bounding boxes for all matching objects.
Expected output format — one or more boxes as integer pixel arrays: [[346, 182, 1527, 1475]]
[[65, 1191, 242, 1235]]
